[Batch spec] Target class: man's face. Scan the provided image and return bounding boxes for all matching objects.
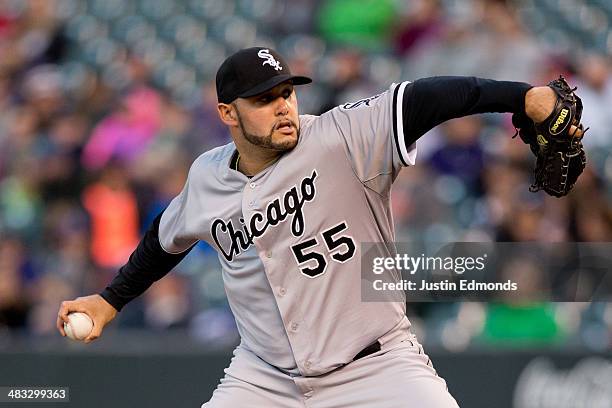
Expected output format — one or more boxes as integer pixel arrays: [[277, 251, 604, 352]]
[[232, 82, 300, 152]]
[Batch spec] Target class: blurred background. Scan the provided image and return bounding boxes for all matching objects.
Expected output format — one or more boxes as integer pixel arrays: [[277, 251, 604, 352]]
[[0, 0, 611, 407]]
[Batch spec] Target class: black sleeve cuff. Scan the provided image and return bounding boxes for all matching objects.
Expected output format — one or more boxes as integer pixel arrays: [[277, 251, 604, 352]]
[[99, 211, 196, 312]]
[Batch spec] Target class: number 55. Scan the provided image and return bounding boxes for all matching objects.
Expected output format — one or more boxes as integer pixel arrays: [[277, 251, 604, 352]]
[[291, 222, 356, 278]]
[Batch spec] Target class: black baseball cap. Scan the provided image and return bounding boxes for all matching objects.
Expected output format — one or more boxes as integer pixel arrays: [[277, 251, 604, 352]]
[[216, 47, 312, 104]]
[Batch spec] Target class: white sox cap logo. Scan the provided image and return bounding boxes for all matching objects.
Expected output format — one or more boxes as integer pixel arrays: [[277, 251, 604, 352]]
[[258, 49, 283, 71]]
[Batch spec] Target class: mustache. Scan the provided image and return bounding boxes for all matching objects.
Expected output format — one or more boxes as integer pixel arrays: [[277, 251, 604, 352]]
[[274, 119, 298, 130]]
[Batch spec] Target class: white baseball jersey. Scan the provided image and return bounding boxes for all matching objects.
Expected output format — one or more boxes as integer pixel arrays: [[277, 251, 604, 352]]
[[159, 82, 416, 376]]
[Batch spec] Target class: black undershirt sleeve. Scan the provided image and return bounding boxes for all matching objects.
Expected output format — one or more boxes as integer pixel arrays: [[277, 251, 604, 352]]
[[401, 76, 533, 146], [99, 211, 195, 311]]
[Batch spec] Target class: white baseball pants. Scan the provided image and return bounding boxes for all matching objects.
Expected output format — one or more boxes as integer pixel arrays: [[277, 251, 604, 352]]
[[201, 332, 460, 408]]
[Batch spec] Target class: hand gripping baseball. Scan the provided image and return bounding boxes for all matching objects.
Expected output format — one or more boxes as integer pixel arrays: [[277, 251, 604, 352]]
[[512, 76, 588, 197], [57, 294, 117, 343]]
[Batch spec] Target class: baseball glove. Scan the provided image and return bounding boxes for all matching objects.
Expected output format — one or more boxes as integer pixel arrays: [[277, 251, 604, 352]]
[[512, 76, 587, 197]]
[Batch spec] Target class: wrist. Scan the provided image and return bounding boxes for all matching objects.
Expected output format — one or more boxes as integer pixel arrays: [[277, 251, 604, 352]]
[[525, 86, 556, 123]]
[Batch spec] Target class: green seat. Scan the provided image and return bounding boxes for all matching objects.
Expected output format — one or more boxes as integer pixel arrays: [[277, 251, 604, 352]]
[[138, 0, 177, 21], [131, 38, 176, 67], [80, 37, 121, 68], [208, 16, 256, 50], [112, 15, 156, 46], [59, 61, 94, 95], [65, 14, 106, 43], [160, 15, 207, 45], [236, 0, 281, 23], [188, 0, 235, 21], [152, 60, 196, 91], [89, 0, 130, 21], [181, 41, 227, 78], [100, 61, 132, 91]]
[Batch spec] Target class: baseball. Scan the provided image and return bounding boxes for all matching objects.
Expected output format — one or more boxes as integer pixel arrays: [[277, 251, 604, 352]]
[[64, 312, 93, 341]]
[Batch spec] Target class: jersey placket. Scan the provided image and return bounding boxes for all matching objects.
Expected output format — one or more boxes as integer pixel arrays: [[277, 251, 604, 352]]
[[240, 174, 315, 376]]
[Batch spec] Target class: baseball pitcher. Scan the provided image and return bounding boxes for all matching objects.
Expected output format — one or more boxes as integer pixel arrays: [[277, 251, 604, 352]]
[[57, 47, 586, 407]]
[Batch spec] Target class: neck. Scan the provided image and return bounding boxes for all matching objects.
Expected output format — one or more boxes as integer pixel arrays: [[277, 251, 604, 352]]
[[233, 139, 282, 176], [237, 152, 279, 176]]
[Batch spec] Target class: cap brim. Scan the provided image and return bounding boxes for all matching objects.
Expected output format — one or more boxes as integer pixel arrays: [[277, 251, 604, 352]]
[[238, 75, 312, 98]]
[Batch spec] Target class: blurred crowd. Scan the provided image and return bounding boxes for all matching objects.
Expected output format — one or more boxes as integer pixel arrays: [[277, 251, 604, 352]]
[[1, 0, 612, 351]]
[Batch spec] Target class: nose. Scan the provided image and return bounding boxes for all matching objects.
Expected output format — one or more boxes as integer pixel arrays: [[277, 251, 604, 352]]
[[274, 97, 289, 116]]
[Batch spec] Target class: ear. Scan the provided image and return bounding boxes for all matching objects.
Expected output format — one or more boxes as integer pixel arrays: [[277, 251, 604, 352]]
[[217, 103, 238, 126]]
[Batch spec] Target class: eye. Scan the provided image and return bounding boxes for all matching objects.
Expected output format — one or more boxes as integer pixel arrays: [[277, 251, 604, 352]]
[[283, 89, 293, 99]]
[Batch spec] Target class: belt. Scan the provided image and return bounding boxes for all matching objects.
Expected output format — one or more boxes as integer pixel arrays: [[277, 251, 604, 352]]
[[353, 341, 381, 361]]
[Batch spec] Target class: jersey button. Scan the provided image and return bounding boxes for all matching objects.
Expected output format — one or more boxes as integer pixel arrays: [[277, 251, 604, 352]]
[[304, 361, 312, 369], [249, 182, 256, 189], [249, 200, 255, 207], [265, 251, 272, 258], [279, 287, 286, 296], [290, 322, 299, 332]]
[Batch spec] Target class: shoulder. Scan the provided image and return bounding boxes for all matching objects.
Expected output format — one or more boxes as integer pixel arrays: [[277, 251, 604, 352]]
[[297, 114, 322, 143], [189, 142, 235, 176], [299, 114, 318, 130], [317, 83, 407, 121]]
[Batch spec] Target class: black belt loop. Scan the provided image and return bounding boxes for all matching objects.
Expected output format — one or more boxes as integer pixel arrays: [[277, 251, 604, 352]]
[[353, 341, 381, 361]]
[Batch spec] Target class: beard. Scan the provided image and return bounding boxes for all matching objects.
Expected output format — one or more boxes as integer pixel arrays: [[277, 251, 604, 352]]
[[235, 109, 299, 152]]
